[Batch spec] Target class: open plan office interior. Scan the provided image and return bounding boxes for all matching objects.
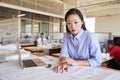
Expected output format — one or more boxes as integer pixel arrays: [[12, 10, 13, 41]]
[[0, 0, 120, 80]]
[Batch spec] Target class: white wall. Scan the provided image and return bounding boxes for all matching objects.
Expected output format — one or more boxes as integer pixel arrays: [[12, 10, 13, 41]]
[[95, 15, 120, 36]]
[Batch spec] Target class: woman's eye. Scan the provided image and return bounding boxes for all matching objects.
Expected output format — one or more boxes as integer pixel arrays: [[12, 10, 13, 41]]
[[75, 22, 78, 24], [67, 23, 71, 25]]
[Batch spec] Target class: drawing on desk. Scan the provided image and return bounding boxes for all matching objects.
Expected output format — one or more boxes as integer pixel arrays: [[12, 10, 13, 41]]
[[16, 43, 48, 69]]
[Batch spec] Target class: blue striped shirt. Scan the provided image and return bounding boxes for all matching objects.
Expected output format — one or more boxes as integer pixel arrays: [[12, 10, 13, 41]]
[[60, 29, 102, 66]]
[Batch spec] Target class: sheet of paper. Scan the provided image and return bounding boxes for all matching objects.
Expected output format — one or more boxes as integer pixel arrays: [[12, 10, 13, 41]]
[[0, 55, 120, 80]]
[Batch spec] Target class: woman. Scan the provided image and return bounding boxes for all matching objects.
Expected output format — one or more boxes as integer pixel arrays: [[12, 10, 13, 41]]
[[107, 37, 120, 70], [53, 8, 101, 73]]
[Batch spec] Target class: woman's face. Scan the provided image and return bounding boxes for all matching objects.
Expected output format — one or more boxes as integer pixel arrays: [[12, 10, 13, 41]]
[[66, 14, 83, 36]]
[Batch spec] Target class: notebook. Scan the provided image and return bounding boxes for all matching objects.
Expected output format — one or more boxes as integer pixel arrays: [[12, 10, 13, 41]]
[[16, 43, 50, 69]]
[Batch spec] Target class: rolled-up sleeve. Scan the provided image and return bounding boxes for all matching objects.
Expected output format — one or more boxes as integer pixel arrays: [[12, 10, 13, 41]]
[[88, 35, 102, 66]]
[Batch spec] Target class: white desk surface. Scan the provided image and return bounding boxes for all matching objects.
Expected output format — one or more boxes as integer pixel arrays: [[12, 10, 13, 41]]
[[101, 53, 113, 62], [0, 55, 120, 80]]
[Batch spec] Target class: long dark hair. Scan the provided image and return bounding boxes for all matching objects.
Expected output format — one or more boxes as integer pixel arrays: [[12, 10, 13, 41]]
[[65, 8, 86, 32], [114, 37, 120, 46]]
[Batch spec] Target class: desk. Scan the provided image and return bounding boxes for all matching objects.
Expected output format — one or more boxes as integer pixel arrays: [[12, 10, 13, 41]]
[[20, 43, 35, 47], [24, 46, 61, 55], [101, 53, 113, 67], [0, 55, 120, 80]]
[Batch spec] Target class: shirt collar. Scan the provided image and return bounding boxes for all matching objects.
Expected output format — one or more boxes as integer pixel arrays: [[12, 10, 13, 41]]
[[70, 28, 84, 39]]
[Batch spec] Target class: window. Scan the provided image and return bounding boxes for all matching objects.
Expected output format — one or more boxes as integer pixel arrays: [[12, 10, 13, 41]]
[[85, 17, 95, 33], [21, 19, 32, 37], [33, 22, 40, 33], [26, 24, 31, 33]]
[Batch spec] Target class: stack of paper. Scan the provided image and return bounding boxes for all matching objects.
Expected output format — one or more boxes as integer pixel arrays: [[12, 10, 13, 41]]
[[0, 50, 30, 61], [0, 44, 18, 51]]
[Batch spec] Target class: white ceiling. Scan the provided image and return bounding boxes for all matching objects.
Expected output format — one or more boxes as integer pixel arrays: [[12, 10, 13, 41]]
[[0, 0, 120, 18], [61, 0, 120, 17]]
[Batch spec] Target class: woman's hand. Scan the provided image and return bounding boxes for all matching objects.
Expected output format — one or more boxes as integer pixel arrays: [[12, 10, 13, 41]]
[[59, 57, 67, 63], [67, 57, 76, 66], [52, 62, 68, 73]]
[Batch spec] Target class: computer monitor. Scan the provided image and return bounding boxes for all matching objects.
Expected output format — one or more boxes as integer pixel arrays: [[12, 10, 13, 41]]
[[93, 32, 113, 53], [94, 32, 112, 43]]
